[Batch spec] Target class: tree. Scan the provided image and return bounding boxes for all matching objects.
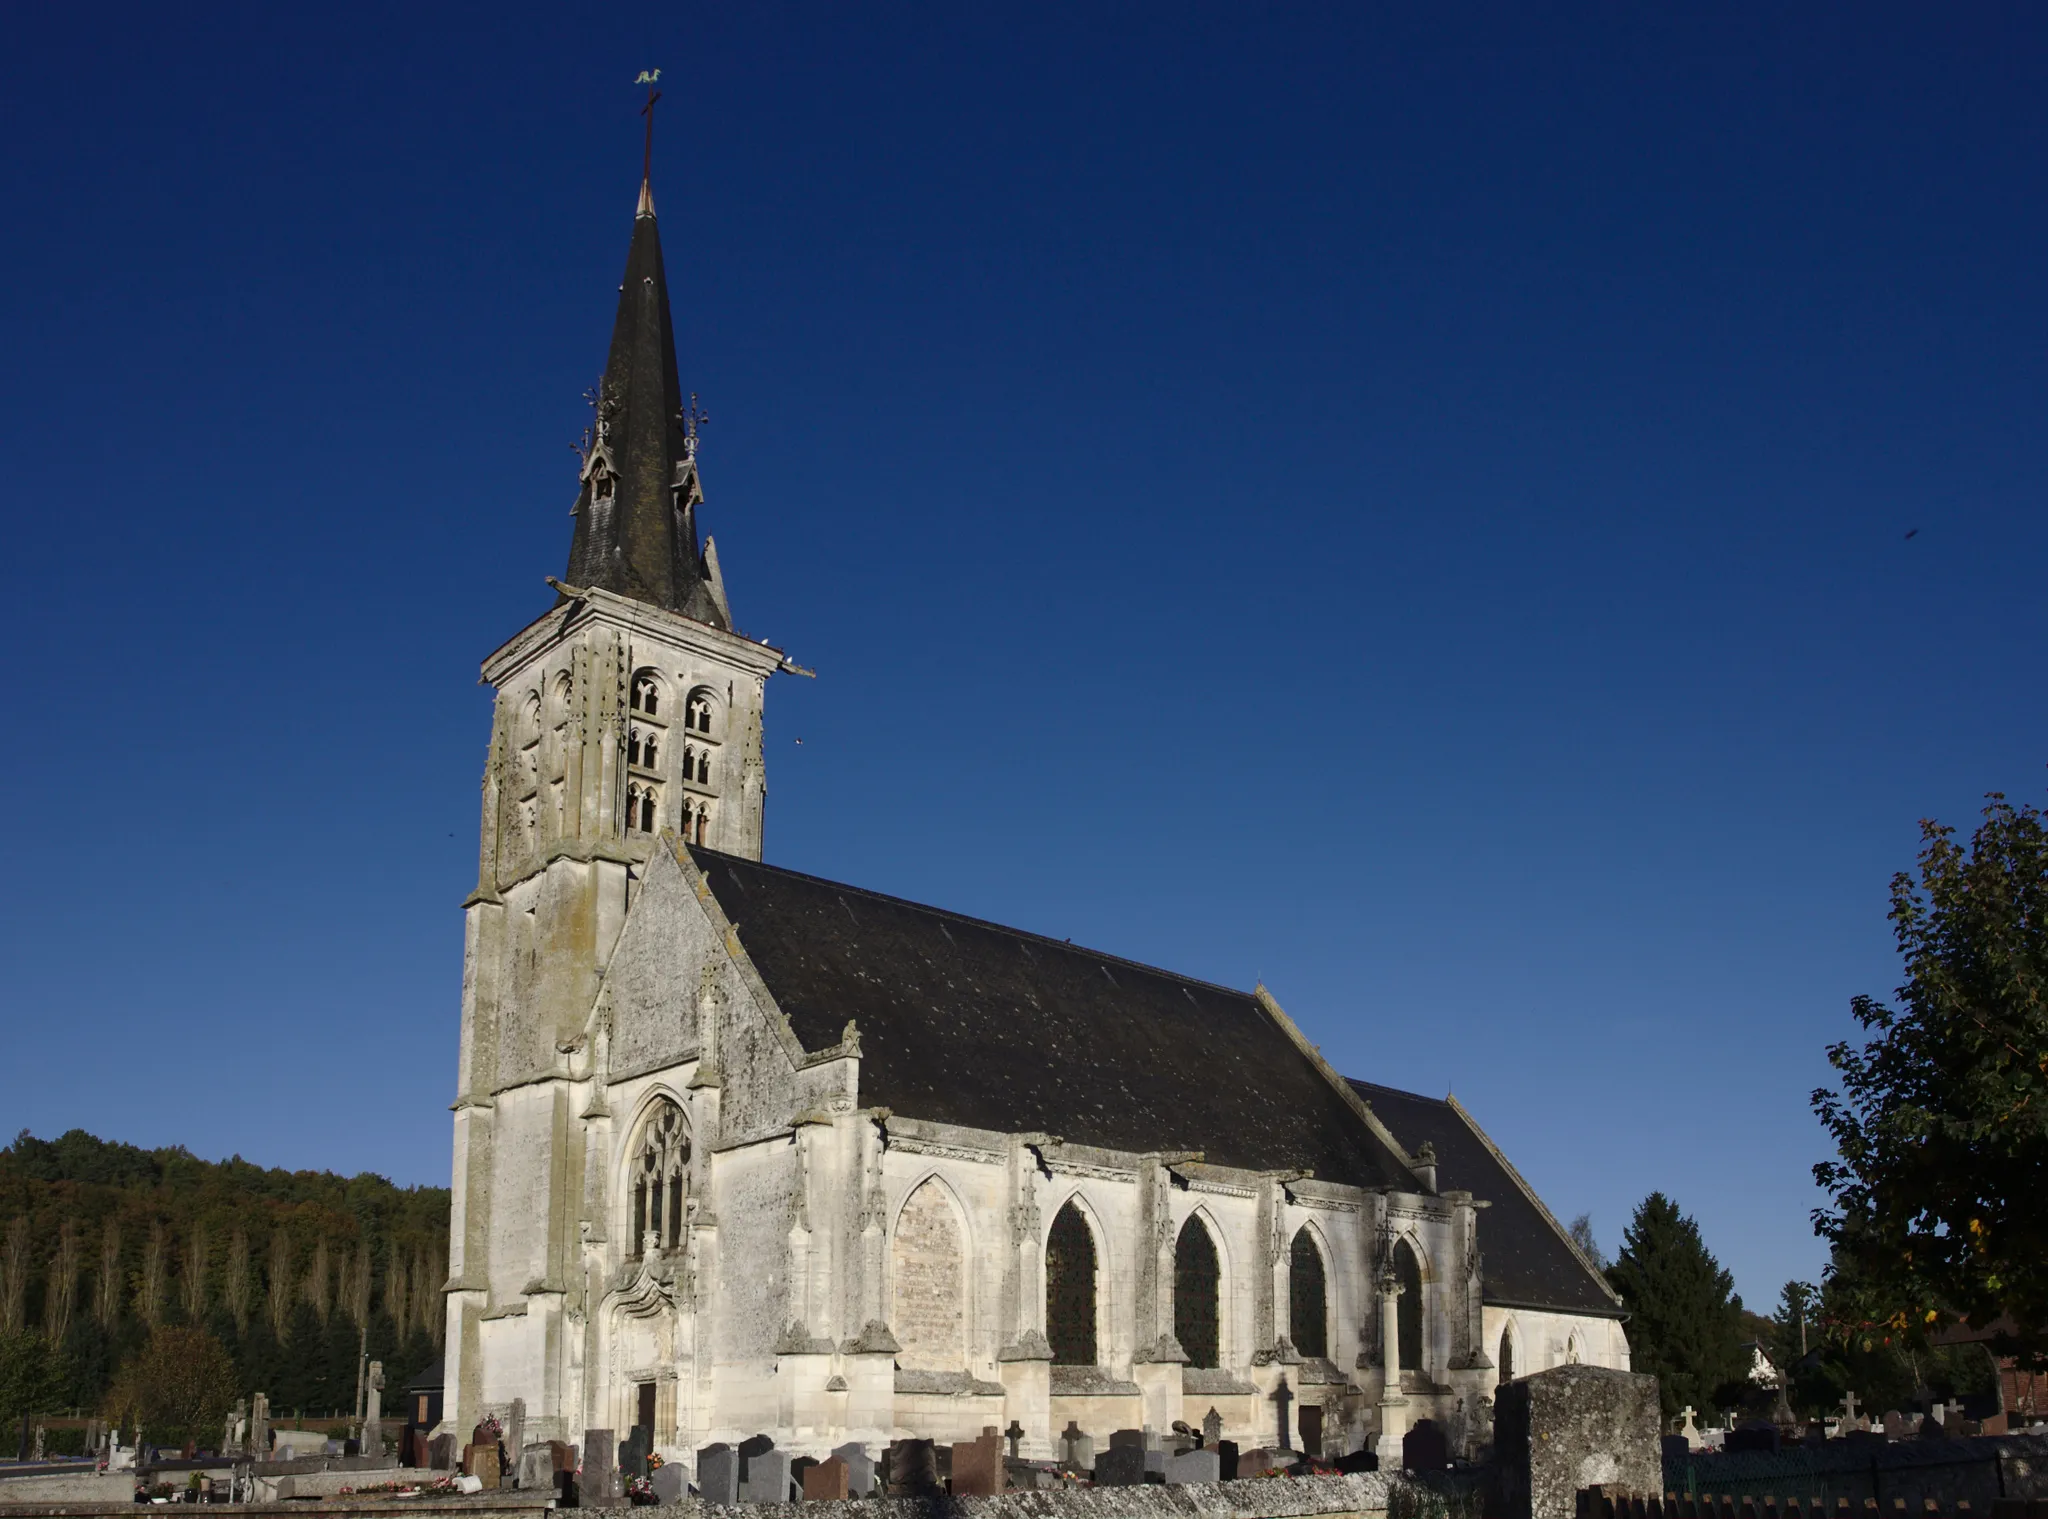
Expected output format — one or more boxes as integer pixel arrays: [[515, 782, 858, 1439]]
[[1568, 1213, 1607, 1271], [0, 1331, 64, 1435], [105, 1326, 237, 1449], [1606, 1193, 1748, 1419], [1813, 789, 2048, 1364]]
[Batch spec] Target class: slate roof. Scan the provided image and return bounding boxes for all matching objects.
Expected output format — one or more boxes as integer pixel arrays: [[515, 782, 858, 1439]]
[[1346, 1080, 1623, 1318], [690, 849, 1415, 1190]]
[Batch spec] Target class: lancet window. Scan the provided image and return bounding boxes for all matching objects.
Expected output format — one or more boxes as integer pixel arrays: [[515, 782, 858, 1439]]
[[1393, 1237, 1424, 1375], [631, 1101, 690, 1257], [1497, 1327, 1515, 1385], [631, 673, 663, 717], [627, 784, 657, 834], [684, 689, 714, 735], [1290, 1228, 1329, 1359], [1174, 1217, 1221, 1369], [1045, 1202, 1097, 1366], [628, 728, 659, 770]]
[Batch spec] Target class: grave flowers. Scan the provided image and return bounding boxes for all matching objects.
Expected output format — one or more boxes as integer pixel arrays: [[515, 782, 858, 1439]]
[[628, 1472, 657, 1505]]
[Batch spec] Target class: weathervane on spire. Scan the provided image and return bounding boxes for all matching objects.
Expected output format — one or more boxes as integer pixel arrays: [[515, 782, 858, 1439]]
[[637, 70, 663, 185], [681, 393, 709, 463]]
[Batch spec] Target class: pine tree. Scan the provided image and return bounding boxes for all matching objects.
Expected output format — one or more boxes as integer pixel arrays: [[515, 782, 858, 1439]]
[[1606, 1193, 1749, 1419]]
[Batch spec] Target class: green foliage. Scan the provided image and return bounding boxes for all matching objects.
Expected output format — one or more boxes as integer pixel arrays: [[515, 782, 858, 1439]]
[[1605, 1193, 1749, 1419], [0, 1331, 65, 1432], [1813, 790, 2048, 1365], [107, 1327, 238, 1448], [0, 1129, 448, 1423]]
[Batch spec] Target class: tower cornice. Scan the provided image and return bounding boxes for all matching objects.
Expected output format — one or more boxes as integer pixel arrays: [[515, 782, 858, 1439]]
[[480, 582, 790, 690]]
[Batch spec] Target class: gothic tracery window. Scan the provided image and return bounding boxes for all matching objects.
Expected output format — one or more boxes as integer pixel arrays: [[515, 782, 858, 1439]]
[[1290, 1228, 1329, 1359], [1045, 1202, 1097, 1366], [1175, 1217, 1221, 1369], [685, 689, 714, 735], [631, 674, 662, 716], [631, 1101, 690, 1257]]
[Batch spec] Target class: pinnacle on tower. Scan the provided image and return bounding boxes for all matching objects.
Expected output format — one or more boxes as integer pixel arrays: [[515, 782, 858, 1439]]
[[561, 181, 728, 628]]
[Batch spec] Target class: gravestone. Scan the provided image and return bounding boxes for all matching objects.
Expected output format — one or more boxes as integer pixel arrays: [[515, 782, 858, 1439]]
[[804, 1455, 850, 1500], [1109, 1428, 1145, 1450], [1145, 1444, 1168, 1477], [1236, 1447, 1299, 1475], [470, 1446, 501, 1490], [1335, 1447, 1378, 1475], [583, 1429, 618, 1503], [427, 1433, 455, 1471], [1165, 1448, 1220, 1485], [620, 1426, 653, 1482], [1724, 1424, 1779, 1454], [1299, 1404, 1324, 1458], [791, 1456, 818, 1495], [1983, 1414, 2010, 1436], [1883, 1411, 1909, 1440], [745, 1448, 793, 1503], [651, 1463, 686, 1505], [552, 1441, 577, 1474], [831, 1442, 877, 1498], [1093, 1442, 1147, 1486], [1494, 1365, 1660, 1519], [950, 1430, 1003, 1496], [518, 1445, 555, 1490], [1216, 1439, 1240, 1479], [737, 1432, 776, 1476], [1661, 1435, 1690, 1467], [1403, 1418, 1449, 1472], [697, 1443, 738, 1505], [886, 1438, 939, 1496], [1202, 1408, 1224, 1447], [250, 1394, 270, 1462], [1058, 1422, 1093, 1471], [503, 1396, 521, 1473]]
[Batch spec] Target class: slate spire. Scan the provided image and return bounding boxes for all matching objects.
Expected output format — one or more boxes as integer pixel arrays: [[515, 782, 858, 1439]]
[[563, 177, 729, 628]]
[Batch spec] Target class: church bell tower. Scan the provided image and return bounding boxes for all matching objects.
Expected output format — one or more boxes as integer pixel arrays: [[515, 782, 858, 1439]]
[[445, 170, 791, 1408]]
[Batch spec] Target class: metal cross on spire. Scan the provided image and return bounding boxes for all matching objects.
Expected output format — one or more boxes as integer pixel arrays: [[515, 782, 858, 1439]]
[[636, 70, 663, 185]]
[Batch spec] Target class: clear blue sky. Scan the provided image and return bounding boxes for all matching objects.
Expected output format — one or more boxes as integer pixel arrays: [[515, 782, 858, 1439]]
[[4, 3, 2044, 1309]]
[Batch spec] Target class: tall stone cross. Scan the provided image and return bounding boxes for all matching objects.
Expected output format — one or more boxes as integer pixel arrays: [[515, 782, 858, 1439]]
[[1004, 1421, 1024, 1459], [1841, 1392, 1859, 1426]]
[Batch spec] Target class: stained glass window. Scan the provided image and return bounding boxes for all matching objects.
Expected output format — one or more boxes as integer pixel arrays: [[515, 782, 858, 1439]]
[[1045, 1202, 1097, 1366], [1175, 1218, 1220, 1368], [1290, 1229, 1329, 1359]]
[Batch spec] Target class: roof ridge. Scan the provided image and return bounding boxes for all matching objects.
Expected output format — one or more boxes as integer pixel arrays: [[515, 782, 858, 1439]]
[[690, 847, 1258, 1003], [1346, 1077, 1452, 1108]]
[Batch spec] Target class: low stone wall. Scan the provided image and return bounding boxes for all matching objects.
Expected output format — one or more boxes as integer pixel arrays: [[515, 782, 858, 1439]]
[[1665, 1434, 2048, 1512]]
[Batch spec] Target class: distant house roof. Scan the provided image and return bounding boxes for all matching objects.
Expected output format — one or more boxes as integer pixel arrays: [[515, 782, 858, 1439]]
[[404, 1355, 444, 1394], [692, 849, 1414, 1189], [1345, 1080, 1624, 1319]]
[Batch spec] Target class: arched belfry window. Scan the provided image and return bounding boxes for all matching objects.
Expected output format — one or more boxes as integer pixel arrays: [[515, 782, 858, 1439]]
[[1497, 1326, 1515, 1386], [1174, 1218, 1221, 1369], [1045, 1202, 1097, 1366], [1394, 1237, 1424, 1375], [631, 1101, 690, 1257], [631, 673, 663, 717], [1290, 1228, 1329, 1359], [684, 689, 714, 735]]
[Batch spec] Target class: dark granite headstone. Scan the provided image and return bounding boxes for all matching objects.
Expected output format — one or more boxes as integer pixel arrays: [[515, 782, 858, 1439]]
[[696, 1443, 738, 1505], [427, 1433, 455, 1471], [1335, 1447, 1377, 1474], [886, 1438, 939, 1496], [737, 1432, 775, 1476], [1093, 1443, 1147, 1486], [651, 1463, 686, 1505], [1661, 1434, 1691, 1466], [1724, 1424, 1780, 1454], [620, 1426, 652, 1482], [790, 1456, 817, 1495], [1217, 1439, 1241, 1479], [1402, 1418, 1449, 1472], [1109, 1428, 1146, 1450]]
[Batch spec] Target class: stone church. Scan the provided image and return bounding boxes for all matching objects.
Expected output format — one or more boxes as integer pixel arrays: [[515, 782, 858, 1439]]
[[441, 171, 1628, 1466]]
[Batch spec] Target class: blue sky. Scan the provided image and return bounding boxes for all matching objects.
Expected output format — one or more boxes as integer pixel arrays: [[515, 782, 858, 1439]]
[[4, 3, 2045, 1308]]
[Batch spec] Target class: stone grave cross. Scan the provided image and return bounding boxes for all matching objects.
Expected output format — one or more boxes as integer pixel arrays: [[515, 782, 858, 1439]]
[[1004, 1421, 1024, 1460], [1841, 1392, 1859, 1426]]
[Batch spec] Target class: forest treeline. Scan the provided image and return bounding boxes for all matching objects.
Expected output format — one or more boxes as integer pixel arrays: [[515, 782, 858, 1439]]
[[0, 1129, 449, 1427]]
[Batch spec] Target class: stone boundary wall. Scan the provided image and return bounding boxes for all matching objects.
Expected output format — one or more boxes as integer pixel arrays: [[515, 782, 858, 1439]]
[[0, 1471, 1418, 1519], [1665, 1434, 2048, 1512]]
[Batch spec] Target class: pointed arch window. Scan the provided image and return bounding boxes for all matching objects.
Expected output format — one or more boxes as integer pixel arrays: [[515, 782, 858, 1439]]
[[1174, 1218, 1221, 1369], [631, 674, 664, 717], [1290, 1228, 1329, 1359], [1045, 1202, 1097, 1366], [631, 1101, 690, 1257], [1497, 1326, 1515, 1386], [684, 689, 714, 735], [1393, 1237, 1424, 1375]]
